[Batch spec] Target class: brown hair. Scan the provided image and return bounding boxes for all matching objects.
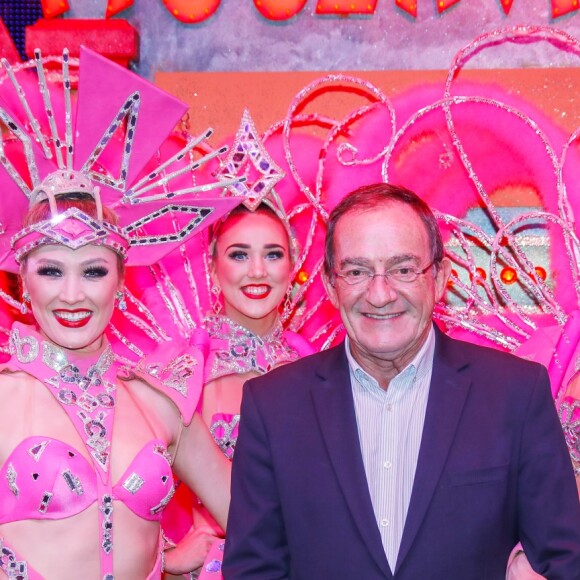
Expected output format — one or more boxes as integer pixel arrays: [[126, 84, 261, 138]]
[[210, 202, 292, 261], [324, 183, 444, 278], [23, 193, 119, 227]]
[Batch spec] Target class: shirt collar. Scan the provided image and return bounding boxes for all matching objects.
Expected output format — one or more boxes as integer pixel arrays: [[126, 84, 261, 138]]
[[345, 324, 436, 390]]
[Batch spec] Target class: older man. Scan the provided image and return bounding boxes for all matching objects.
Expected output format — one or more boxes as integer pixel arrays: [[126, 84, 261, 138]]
[[223, 183, 580, 579]]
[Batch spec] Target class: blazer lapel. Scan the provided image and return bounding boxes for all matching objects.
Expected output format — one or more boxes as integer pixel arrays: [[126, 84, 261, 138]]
[[311, 344, 392, 578], [395, 329, 472, 572]]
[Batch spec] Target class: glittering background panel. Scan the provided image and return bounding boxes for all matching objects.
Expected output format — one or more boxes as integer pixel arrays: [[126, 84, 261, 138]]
[[63, 0, 578, 78], [155, 61, 579, 342], [155, 68, 579, 144]]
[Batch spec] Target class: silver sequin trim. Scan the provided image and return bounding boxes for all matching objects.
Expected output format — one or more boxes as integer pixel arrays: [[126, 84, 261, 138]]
[[9, 329, 39, 364], [150, 484, 175, 516], [38, 491, 53, 514], [6, 464, 18, 497], [27, 440, 50, 462], [62, 469, 84, 495], [101, 495, 113, 554], [0, 540, 28, 580], [122, 472, 145, 495]]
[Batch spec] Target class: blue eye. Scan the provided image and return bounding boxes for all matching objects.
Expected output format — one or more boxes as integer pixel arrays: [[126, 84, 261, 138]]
[[228, 251, 248, 261], [266, 250, 285, 261], [84, 266, 109, 278], [37, 266, 62, 277]]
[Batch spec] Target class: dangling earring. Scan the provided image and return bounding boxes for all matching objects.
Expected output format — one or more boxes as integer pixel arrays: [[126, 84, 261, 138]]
[[116, 290, 127, 312], [210, 283, 222, 315], [281, 284, 296, 323], [20, 292, 30, 315]]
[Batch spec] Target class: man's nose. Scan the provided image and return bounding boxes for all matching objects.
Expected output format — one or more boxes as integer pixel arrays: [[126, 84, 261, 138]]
[[365, 273, 397, 306]]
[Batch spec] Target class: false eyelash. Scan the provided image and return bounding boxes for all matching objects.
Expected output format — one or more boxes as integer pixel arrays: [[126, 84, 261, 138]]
[[227, 251, 248, 260], [36, 265, 62, 277], [266, 250, 286, 260], [83, 266, 109, 278]]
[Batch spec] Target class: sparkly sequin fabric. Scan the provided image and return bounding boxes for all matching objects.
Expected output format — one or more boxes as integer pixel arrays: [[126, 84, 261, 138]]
[[204, 315, 305, 382], [204, 315, 313, 458]]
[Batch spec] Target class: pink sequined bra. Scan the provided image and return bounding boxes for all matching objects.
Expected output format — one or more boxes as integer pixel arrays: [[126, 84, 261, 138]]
[[0, 435, 174, 524]]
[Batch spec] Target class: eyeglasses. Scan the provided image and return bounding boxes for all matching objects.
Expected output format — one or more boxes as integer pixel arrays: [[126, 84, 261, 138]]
[[333, 261, 436, 286]]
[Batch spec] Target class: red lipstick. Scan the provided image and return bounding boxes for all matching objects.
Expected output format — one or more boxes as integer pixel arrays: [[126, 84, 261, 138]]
[[53, 309, 92, 328], [241, 285, 272, 300]]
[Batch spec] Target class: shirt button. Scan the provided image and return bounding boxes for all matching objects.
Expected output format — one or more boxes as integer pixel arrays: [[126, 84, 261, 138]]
[[386, 404, 393, 412], [383, 460, 392, 469], [381, 518, 389, 527]]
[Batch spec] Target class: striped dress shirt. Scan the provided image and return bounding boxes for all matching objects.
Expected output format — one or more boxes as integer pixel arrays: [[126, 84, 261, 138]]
[[345, 327, 435, 572]]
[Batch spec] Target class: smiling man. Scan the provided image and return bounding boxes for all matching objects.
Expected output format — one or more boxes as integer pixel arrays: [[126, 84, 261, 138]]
[[223, 183, 580, 579]]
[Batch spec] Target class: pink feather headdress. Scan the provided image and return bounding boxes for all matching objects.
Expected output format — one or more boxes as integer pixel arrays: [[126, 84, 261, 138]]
[[0, 47, 241, 278]]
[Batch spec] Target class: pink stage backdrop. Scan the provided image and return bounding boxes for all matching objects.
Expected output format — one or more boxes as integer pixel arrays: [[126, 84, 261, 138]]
[[156, 54, 579, 353]]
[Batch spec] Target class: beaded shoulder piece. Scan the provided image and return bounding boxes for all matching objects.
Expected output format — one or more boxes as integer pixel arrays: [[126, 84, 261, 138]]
[[559, 395, 580, 477], [130, 334, 206, 426], [204, 315, 307, 382]]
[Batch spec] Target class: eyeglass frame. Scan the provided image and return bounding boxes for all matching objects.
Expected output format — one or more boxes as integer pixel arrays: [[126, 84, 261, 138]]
[[331, 260, 439, 287]]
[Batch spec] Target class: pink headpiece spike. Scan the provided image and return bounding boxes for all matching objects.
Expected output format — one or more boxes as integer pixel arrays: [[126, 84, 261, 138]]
[[118, 196, 242, 267], [0, 48, 243, 275], [211, 109, 301, 263], [74, 48, 190, 193]]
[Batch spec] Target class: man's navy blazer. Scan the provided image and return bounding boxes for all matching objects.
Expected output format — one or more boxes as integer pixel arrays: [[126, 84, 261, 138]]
[[223, 328, 580, 579]]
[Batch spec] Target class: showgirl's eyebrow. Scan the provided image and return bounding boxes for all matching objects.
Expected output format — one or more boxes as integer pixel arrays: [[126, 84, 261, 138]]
[[225, 243, 286, 252], [34, 257, 112, 267]]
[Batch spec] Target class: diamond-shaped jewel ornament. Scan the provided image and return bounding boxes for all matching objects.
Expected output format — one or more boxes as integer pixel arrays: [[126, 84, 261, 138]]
[[216, 109, 285, 211], [40, 208, 105, 249], [57, 219, 94, 240]]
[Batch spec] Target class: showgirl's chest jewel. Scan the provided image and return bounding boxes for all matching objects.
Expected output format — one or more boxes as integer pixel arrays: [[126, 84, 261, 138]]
[[205, 315, 301, 381], [10, 327, 118, 479]]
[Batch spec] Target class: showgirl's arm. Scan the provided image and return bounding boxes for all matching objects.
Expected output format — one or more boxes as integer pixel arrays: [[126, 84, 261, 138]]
[[172, 412, 231, 531], [564, 373, 580, 401]]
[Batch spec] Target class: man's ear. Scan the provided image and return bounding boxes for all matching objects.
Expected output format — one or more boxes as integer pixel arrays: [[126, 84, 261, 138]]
[[435, 257, 452, 302], [322, 272, 340, 309]]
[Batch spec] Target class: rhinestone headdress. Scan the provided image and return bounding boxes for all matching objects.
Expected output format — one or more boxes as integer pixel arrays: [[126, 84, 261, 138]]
[[0, 47, 241, 274], [146, 107, 328, 335], [208, 109, 300, 262]]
